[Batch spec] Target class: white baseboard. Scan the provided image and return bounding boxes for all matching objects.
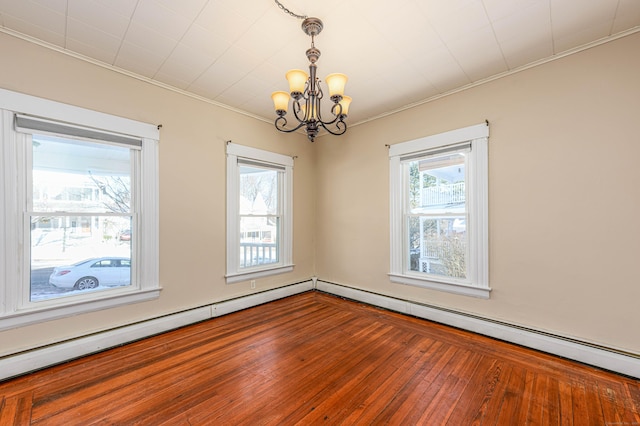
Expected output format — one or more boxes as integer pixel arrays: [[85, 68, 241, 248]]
[[0, 281, 314, 381], [212, 282, 312, 317], [316, 281, 640, 379]]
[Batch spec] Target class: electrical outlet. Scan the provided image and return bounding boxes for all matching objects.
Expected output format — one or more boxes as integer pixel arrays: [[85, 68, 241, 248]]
[[250, 280, 256, 289]]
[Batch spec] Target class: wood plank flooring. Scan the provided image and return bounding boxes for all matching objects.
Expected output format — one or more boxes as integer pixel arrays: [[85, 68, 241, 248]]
[[0, 291, 638, 425]]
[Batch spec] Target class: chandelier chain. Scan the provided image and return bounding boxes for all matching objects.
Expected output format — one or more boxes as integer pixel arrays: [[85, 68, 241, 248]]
[[274, 0, 308, 20]]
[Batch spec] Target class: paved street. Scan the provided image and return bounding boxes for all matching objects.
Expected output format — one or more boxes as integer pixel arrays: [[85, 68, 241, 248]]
[[31, 267, 74, 300]]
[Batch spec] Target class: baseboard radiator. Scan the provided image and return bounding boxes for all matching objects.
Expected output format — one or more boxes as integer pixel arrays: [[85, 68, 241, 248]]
[[1, 278, 638, 381], [315, 280, 639, 379]]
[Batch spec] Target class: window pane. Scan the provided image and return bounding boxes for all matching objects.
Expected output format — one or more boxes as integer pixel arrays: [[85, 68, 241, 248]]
[[31, 216, 132, 301], [32, 135, 131, 214], [408, 152, 465, 214], [30, 134, 134, 301], [239, 166, 278, 215], [408, 217, 467, 279], [239, 216, 279, 268]]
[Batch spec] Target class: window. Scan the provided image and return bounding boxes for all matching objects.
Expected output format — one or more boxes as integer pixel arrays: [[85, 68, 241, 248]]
[[226, 143, 293, 283], [389, 123, 490, 298], [0, 88, 160, 330]]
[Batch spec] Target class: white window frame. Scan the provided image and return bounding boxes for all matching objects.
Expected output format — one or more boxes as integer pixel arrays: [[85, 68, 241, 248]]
[[226, 143, 294, 284], [389, 123, 490, 298], [0, 88, 160, 330]]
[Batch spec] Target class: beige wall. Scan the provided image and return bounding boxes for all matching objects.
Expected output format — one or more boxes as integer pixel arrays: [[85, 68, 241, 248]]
[[0, 32, 316, 355], [1, 30, 638, 358], [315, 32, 640, 354]]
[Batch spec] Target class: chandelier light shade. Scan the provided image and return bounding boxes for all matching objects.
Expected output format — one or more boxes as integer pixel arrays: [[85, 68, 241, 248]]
[[286, 69, 309, 95], [339, 95, 352, 116], [271, 91, 291, 113], [272, 17, 351, 142], [325, 73, 348, 99]]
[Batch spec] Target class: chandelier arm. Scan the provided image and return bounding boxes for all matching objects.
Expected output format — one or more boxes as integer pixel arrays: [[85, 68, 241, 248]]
[[313, 102, 344, 127], [313, 79, 324, 121], [292, 98, 305, 122], [316, 80, 324, 99], [297, 84, 318, 123], [308, 90, 318, 122], [317, 116, 340, 126], [275, 115, 307, 133], [331, 101, 344, 118], [317, 118, 347, 136]]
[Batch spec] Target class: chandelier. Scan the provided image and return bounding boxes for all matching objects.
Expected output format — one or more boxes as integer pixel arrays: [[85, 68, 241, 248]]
[[271, 17, 352, 142]]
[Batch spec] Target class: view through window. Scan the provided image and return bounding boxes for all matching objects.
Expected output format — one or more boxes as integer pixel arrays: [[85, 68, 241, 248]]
[[239, 162, 280, 269], [406, 150, 468, 280], [30, 134, 134, 301]]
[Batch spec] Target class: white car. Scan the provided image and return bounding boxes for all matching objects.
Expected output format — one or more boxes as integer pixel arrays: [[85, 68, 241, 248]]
[[49, 257, 131, 290]]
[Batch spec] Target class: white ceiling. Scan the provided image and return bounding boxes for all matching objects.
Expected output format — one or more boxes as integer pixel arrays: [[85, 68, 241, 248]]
[[1, 0, 639, 127]]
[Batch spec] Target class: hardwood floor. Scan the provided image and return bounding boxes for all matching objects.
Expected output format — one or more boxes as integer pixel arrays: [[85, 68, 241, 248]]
[[0, 291, 638, 425]]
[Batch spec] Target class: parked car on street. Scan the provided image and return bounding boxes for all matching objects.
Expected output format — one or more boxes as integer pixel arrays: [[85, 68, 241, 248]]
[[49, 257, 131, 290], [118, 229, 131, 241]]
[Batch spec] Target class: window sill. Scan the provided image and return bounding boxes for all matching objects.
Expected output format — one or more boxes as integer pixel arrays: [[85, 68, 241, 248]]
[[226, 264, 294, 284], [0, 288, 162, 331], [389, 273, 490, 299]]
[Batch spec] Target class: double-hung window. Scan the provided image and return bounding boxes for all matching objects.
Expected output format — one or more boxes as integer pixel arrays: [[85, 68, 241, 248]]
[[226, 143, 293, 283], [0, 88, 160, 330], [389, 123, 490, 298]]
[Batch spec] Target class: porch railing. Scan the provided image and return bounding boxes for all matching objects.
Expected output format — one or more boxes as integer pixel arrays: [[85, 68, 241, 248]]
[[421, 240, 466, 259], [421, 182, 465, 207], [240, 242, 277, 268]]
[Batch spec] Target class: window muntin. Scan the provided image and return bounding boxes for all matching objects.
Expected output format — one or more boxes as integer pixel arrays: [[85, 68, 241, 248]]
[[29, 134, 136, 302], [226, 143, 293, 283], [389, 123, 489, 298]]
